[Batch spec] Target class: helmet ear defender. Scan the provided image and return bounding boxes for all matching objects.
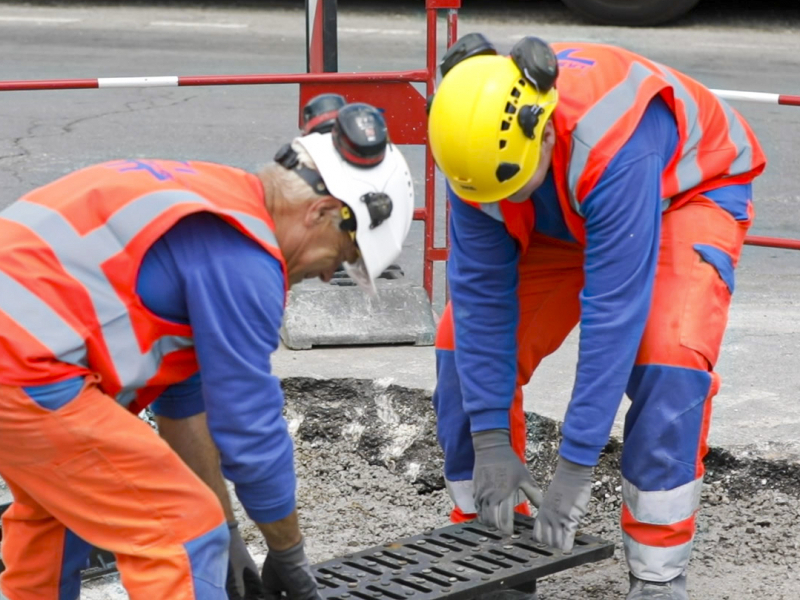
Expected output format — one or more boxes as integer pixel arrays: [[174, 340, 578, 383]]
[[426, 33, 498, 115], [510, 36, 559, 140]]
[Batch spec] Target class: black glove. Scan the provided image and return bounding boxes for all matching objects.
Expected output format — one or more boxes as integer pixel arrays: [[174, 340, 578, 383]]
[[226, 522, 266, 600], [472, 429, 543, 535], [261, 538, 321, 600]]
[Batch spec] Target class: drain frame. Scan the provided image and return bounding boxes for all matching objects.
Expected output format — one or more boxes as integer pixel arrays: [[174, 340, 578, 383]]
[[312, 514, 614, 600]]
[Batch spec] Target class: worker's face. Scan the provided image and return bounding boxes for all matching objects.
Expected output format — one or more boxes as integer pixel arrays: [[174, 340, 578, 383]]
[[507, 120, 556, 203], [286, 197, 360, 286]]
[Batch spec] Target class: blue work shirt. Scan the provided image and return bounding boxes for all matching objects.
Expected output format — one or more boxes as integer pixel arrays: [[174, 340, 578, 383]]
[[447, 96, 751, 467], [26, 212, 294, 524]]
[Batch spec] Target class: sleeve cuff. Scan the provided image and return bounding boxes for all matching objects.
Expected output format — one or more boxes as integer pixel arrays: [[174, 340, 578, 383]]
[[559, 437, 604, 468], [469, 409, 511, 434], [235, 478, 296, 524], [150, 394, 206, 419]]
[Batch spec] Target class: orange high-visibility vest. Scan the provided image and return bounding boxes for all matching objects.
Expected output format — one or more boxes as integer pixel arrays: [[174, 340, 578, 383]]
[[0, 159, 286, 414], [486, 43, 766, 251]]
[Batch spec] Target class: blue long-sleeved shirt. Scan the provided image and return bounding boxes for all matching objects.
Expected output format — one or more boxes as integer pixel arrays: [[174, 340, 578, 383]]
[[25, 212, 295, 524], [448, 96, 751, 467]]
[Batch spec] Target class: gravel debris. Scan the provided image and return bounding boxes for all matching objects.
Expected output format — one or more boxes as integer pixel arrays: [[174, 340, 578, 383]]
[[74, 378, 800, 598]]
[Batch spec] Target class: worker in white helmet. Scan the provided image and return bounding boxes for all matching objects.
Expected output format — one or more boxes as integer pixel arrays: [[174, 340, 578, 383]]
[[0, 97, 414, 600]]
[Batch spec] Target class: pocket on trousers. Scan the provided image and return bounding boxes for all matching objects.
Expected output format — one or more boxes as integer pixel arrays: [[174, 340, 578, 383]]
[[679, 245, 735, 368], [56, 449, 169, 551]]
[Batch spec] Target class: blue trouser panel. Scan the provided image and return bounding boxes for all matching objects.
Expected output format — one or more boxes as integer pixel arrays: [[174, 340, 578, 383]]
[[59, 530, 93, 600], [623, 364, 713, 491], [184, 521, 230, 599]]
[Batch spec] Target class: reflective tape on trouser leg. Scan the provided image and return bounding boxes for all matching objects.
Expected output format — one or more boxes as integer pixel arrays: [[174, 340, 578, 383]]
[[621, 476, 702, 581]]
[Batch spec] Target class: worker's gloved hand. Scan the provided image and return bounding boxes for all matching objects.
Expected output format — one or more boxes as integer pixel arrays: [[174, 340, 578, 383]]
[[472, 429, 543, 535], [226, 522, 266, 600], [261, 538, 321, 600], [532, 456, 594, 552]]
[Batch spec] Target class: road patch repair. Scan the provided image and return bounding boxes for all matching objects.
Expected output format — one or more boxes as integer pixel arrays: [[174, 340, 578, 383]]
[[2, 377, 799, 599]]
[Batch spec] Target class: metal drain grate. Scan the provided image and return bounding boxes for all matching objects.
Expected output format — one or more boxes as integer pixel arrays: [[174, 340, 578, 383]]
[[1, 504, 613, 594], [0, 502, 118, 581], [312, 514, 614, 600]]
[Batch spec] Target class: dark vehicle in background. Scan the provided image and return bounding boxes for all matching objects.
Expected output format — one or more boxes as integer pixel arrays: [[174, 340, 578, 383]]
[[561, 0, 702, 25]]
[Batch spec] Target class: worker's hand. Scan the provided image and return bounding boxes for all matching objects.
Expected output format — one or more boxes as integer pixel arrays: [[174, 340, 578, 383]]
[[226, 522, 266, 600], [532, 456, 594, 552], [472, 429, 543, 535], [261, 538, 321, 600]]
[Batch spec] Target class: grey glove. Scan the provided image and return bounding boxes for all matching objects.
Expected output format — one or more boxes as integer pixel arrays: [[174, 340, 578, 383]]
[[261, 538, 321, 600], [227, 522, 266, 600], [472, 429, 543, 535], [532, 456, 593, 552]]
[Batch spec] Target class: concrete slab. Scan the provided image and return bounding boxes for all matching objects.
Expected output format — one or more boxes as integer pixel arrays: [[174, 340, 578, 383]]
[[280, 279, 437, 349]]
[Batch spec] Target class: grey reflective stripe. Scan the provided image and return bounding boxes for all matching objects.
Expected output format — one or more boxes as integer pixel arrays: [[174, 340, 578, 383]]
[[622, 476, 703, 525], [2, 192, 276, 402], [655, 64, 704, 194], [0, 191, 274, 403], [567, 62, 657, 216], [445, 478, 477, 514], [0, 269, 87, 367], [228, 210, 280, 248], [623, 534, 693, 582], [477, 202, 504, 223], [718, 99, 754, 177], [2, 193, 209, 400], [445, 477, 526, 515]]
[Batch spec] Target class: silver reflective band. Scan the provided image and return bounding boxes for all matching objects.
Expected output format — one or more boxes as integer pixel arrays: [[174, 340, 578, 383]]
[[623, 534, 693, 583], [655, 64, 704, 194], [622, 476, 703, 525], [0, 191, 279, 403], [568, 62, 656, 216], [445, 478, 477, 515], [0, 269, 87, 368]]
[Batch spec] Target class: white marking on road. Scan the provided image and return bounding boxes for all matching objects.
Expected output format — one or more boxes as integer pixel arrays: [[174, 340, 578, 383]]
[[339, 27, 420, 36], [149, 21, 248, 30], [0, 16, 80, 24]]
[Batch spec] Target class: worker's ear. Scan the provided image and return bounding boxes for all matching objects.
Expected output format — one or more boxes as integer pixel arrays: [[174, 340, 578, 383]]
[[305, 196, 342, 228]]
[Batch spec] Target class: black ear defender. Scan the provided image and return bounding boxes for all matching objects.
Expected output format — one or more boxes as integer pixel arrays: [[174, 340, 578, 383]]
[[302, 93, 347, 135], [332, 103, 388, 168], [439, 32, 498, 78], [510, 36, 559, 93]]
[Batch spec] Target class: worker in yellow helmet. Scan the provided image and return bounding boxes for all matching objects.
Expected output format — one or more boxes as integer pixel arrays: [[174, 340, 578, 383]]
[[428, 33, 765, 600]]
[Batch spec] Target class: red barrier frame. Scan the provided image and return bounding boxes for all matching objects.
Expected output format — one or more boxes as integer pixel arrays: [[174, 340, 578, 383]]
[[300, 0, 459, 299], [0, 3, 797, 298]]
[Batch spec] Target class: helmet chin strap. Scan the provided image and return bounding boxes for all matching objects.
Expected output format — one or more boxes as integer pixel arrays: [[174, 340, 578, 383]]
[[273, 143, 330, 196]]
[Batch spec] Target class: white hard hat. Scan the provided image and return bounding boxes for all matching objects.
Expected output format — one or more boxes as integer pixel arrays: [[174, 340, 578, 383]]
[[292, 107, 415, 292]]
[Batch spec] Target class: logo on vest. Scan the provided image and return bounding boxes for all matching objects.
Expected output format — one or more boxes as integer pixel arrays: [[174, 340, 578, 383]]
[[556, 49, 596, 71]]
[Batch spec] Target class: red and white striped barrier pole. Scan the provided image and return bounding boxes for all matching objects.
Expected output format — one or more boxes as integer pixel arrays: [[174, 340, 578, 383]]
[[0, 72, 431, 92], [710, 89, 800, 107]]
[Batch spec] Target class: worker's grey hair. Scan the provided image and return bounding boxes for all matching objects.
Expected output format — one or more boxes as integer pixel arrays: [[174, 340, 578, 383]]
[[260, 139, 325, 207]]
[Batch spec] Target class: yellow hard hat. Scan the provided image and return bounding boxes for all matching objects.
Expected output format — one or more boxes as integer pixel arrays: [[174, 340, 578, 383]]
[[428, 37, 559, 203]]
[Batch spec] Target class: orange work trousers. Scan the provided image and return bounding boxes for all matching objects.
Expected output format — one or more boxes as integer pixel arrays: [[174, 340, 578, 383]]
[[0, 375, 228, 600]]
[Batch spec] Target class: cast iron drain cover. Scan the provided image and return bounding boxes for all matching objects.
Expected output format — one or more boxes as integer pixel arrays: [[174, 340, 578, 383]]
[[0, 502, 117, 582], [312, 514, 614, 600], [0, 504, 613, 594]]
